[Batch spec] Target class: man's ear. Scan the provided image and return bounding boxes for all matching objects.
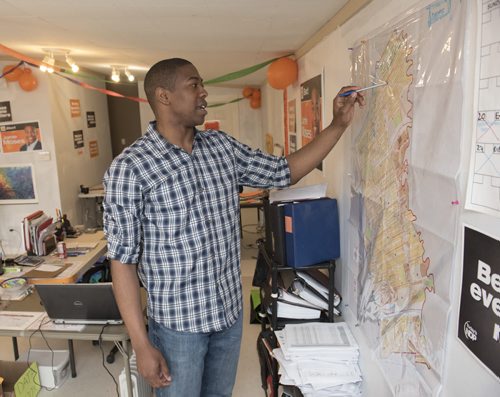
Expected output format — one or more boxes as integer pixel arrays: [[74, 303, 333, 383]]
[[156, 86, 170, 106]]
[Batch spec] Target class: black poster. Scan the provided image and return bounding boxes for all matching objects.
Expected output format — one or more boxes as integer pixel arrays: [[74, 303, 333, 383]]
[[73, 130, 84, 149], [86, 111, 96, 128], [0, 101, 12, 122], [458, 226, 500, 379]]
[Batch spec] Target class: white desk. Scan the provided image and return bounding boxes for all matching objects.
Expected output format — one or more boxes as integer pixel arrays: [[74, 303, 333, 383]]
[[0, 292, 133, 397]]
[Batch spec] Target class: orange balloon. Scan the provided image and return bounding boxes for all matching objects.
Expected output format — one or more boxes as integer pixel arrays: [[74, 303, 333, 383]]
[[250, 97, 261, 109], [2, 64, 23, 82], [18, 71, 38, 92], [242, 86, 254, 98], [267, 58, 298, 89], [251, 89, 261, 100]]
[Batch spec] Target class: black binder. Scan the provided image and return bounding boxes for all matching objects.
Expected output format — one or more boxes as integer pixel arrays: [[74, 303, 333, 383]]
[[264, 197, 287, 266]]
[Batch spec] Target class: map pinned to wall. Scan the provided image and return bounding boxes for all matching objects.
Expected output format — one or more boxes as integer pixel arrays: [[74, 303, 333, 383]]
[[466, 0, 500, 216], [347, 0, 466, 394]]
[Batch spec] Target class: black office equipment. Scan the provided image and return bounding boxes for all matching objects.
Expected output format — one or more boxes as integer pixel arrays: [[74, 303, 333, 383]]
[[36, 283, 122, 325]]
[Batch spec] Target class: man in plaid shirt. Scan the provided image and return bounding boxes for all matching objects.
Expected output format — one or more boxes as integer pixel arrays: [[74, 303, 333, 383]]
[[103, 58, 364, 396]]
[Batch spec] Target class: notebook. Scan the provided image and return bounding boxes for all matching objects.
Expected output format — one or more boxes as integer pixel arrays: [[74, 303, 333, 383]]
[[35, 283, 123, 325]]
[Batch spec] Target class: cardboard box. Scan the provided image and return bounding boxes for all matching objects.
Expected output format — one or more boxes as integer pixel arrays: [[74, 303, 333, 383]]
[[0, 360, 40, 397], [17, 350, 69, 389]]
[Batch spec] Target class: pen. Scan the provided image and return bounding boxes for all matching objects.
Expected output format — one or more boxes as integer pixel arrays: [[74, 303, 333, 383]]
[[339, 81, 387, 97]]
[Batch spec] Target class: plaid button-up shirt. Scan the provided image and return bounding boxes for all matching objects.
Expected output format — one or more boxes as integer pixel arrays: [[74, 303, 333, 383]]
[[103, 122, 290, 332]]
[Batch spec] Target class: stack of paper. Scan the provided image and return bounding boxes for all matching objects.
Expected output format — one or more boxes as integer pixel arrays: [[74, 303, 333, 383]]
[[274, 322, 362, 396], [269, 183, 327, 203]]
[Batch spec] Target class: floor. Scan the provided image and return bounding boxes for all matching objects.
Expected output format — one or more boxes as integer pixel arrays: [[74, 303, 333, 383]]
[[0, 207, 266, 397]]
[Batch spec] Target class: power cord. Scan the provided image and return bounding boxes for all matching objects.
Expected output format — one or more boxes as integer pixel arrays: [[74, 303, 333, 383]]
[[98, 324, 120, 397], [25, 317, 57, 392]]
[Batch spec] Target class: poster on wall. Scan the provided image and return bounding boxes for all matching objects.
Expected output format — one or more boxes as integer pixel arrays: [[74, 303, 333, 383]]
[[289, 133, 297, 153], [265, 133, 273, 154], [458, 225, 500, 380], [300, 74, 322, 170], [287, 99, 297, 154], [0, 164, 37, 204], [73, 130, 84, 149], [0, 121, 43, 153], [89, 140, 99, 158], [204, 120, 220, 130], [86, 111, 96, 128], [70, 99, 81, 118], [0, 101, 12, 122]]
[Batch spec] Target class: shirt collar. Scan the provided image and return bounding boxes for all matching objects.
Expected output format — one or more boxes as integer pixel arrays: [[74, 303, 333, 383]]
[[146, 121, 203, 152]]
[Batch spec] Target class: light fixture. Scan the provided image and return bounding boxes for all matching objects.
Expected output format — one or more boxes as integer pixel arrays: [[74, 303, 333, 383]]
[[111, 67, 120, 82], [39, 53, 55, 73], [124, 68, 135, 82], [65, 53, 79, 73]]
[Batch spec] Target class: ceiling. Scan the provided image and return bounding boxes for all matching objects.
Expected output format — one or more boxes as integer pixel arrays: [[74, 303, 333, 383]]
[[0, 0, 351, 87]]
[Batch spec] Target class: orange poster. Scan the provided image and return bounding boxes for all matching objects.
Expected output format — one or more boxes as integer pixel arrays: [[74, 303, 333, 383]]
[[0, 121, 43, 153], [70, 99, 81, 117], [89, 140, 99, 158]]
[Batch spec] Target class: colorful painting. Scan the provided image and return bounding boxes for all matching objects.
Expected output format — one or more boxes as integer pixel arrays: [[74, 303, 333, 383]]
[[0, 165, 37, 204]]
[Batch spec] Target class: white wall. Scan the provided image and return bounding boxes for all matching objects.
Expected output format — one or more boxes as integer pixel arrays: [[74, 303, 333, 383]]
[[261, 0, 500, 395], [138, 82, 263, 149], [48, 72, 112, 224], [0, 63, 112, 255], [0, 63, 60, 256]]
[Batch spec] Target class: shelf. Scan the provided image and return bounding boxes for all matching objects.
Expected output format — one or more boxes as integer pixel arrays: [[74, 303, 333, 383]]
[[257, 239, 337, 331]]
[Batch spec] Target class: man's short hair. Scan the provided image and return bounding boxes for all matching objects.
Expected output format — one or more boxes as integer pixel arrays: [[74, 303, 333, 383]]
[[144, 58, 193, 110]]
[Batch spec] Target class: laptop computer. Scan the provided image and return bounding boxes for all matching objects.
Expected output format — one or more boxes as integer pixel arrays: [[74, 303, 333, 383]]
[[35, 283, 123, 325]]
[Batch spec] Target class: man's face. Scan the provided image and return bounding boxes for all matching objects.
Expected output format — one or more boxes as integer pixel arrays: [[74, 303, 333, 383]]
[[166, 64, 208, 127], [25, 126, 36, 144]]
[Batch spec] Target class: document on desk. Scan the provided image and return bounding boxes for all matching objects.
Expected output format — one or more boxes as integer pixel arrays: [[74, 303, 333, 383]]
[[0, 311, 46, 330], [23, 263, 71, 279]]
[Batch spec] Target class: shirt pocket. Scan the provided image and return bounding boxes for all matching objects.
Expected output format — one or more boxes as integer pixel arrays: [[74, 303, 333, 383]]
[[144, 168, 197, 238]]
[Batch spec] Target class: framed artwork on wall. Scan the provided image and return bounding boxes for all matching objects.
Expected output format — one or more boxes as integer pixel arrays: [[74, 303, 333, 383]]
[[0, 164, 38, 204]]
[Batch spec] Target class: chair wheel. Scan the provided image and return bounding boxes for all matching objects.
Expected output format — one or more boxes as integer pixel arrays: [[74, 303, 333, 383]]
[[106, 353, 115, 364]]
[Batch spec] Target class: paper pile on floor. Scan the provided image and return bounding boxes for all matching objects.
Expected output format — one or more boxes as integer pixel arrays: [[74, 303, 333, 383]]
[[274, 322, 362, 396]]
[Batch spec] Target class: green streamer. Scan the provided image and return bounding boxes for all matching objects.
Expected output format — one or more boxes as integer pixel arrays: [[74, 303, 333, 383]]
[[207, 97, 245, 108], [204, 55, 291, 85]]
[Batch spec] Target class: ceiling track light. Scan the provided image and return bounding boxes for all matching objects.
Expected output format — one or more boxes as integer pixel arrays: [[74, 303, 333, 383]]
[[111, 67, 120, 82], [124, 68, 135, 82], [40, 53, 55, 73], [65, 53, 79, 73]]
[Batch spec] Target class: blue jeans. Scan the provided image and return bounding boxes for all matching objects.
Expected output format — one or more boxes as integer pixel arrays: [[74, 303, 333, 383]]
[[149, 312, 243, 397]]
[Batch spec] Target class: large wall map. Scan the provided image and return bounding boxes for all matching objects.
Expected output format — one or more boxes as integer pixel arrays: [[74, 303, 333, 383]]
[[347, 1, 466, 395]]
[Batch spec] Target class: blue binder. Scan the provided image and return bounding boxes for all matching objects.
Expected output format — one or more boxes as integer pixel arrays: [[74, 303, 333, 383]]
[[284, 198, 340, 267]]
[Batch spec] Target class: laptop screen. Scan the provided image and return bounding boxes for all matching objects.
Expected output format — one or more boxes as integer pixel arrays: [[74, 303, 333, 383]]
[[35, 283, 123, 325]]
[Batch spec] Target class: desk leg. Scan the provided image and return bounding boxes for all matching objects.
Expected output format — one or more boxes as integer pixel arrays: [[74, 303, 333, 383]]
[[119, 339, 133, 397], [12, 337, 19, 360], [68, 339, 77, 377]]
